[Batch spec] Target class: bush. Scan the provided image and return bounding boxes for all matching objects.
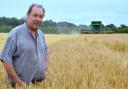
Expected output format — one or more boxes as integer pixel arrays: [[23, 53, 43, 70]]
[[0, 25, 13, 32]]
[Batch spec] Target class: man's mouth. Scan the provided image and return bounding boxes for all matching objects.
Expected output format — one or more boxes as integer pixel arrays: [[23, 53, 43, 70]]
[[34, 23, 41, 26]]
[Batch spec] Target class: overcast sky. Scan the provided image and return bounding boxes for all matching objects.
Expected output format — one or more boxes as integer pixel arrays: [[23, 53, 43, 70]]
[[0, 0, 127, 26]]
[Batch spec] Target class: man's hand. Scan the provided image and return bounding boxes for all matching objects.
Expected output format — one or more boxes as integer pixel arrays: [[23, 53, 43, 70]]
[[15, 79, 26, 86], [2, 62, 26, 86]]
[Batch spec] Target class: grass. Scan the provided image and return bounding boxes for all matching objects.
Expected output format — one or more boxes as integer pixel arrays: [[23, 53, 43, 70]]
[[0, 33, 128, 89]]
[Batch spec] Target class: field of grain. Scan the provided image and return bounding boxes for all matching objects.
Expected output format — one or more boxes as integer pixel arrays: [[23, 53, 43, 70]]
[[0, 33, 128, 89]]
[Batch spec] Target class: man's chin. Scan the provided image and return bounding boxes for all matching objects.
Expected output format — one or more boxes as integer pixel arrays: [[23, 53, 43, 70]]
[[34, 26, 40, 29]]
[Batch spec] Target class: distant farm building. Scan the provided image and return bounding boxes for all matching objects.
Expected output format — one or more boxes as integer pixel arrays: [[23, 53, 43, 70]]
[[81, 21, 112, 34]]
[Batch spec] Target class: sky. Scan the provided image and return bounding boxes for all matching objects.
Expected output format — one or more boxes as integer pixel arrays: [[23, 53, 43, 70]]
[[0, 0, 127, 26]]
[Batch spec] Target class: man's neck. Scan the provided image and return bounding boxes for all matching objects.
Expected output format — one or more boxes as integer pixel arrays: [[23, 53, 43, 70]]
[[27, 22, 37, 32], [26, 23, 37, 40], [31, 31, 37, 40]]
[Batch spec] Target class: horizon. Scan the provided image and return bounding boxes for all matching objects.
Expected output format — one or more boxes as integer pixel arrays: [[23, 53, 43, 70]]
[[0, 16, 127, 27], [0, 0, 127, 26]]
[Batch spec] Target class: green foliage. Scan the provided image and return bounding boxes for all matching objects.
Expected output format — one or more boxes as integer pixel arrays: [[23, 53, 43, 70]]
[[0, 17, 24, 26], [105, 24, 128, 33], [0, 17, 128, 33], [43, 19, 57, 27], [0, 25, 13, 32], [41, 26, 59, 34], [115, 28, 128, 33]]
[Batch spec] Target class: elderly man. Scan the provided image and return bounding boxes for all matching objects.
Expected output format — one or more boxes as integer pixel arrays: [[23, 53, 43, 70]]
[[0, 3, 48, 87]]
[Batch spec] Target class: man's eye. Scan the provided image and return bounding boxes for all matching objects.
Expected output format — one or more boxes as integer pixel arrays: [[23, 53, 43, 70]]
[[39, 16, 43, 19], [33, 14, 43, 19]]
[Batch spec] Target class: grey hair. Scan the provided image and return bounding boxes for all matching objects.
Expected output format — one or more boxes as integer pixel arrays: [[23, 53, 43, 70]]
[[27, 3, 45, 15]]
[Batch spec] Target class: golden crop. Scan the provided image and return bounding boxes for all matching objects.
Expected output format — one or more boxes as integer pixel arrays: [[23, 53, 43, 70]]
[[0, 33, 128, 89]]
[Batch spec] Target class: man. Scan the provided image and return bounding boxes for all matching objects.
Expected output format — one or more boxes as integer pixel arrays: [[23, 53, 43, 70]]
[[0, 4, 48, 87]]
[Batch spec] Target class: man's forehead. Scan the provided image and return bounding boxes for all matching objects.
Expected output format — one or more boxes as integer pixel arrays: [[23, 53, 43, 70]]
[[32, 6, 43, 12], [29, 5, 45, 17]]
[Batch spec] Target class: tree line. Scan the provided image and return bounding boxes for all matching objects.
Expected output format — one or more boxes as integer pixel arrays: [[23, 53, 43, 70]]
[[0, 17, 128, 34]]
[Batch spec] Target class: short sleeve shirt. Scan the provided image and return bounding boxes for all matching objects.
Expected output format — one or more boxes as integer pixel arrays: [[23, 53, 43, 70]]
[[0, 23, 48, 83]]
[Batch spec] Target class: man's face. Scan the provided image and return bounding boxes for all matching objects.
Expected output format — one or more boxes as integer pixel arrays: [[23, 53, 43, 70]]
[[27, 6, 44, 30]]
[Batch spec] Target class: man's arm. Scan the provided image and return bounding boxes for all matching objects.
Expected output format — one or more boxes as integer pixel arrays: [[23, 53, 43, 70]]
[[2, 62, 25, 86]]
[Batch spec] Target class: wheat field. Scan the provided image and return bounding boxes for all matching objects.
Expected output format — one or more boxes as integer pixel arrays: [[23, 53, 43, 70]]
[[0, 33, 128, 89]]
